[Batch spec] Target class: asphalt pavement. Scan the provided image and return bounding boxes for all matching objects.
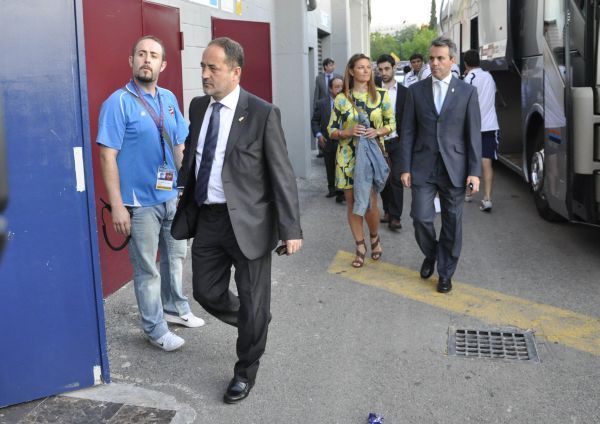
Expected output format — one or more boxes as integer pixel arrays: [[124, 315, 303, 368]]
[[4, 156, 599, 424]]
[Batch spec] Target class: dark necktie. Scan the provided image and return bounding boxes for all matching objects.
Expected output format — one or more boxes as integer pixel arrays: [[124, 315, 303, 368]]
[[195, 102, 223, 205]]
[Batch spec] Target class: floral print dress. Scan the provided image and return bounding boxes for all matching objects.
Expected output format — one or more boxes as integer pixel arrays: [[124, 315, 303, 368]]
[[327, 89, 395, 189]]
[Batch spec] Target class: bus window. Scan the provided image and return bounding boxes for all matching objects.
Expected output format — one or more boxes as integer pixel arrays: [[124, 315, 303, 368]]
[[543, 0, 566, 70], [575, 0, 586, 17]]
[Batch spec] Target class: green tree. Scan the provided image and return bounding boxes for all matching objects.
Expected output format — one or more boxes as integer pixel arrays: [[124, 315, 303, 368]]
[[370, 32, 400, 61], [399, 27, 438, 60], [429, 0, 437, 30], [394, 25, 419, 44]]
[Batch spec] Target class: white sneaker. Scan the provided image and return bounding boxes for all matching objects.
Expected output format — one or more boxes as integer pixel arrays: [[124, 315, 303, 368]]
[[164, 311, 206, 328], [480, 199, 492, 212], [149, 331, 185, 352]]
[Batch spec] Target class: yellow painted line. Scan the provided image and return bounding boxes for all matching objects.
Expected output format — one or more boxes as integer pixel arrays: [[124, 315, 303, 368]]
[[328, 250, 600, 356]]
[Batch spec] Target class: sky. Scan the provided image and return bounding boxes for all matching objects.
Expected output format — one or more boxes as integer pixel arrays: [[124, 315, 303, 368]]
[[370, 0, 440, 29]]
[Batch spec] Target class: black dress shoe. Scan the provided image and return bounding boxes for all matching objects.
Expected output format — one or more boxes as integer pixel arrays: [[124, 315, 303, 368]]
[[335, 194, 345, 203], [388, 218, 402, 230], [223, 378, 254, 404], [437, 277, 452, 293], [420, 257, 436, 279], [325, 191, 337, 198]]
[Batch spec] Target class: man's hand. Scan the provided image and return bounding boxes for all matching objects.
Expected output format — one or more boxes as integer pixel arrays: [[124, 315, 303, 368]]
[[111, 204, 131, 236], [317, 135, 325, 150], [284, 239, 303, 255], [401, 172, 411, 188], [466, 176, 480, 193]]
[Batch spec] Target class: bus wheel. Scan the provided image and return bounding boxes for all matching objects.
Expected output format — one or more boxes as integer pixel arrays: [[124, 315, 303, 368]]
[[529, 147, 565, 222]]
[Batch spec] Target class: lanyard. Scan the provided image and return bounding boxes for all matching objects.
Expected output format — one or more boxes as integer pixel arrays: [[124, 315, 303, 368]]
[[130, 80, 168, 165]]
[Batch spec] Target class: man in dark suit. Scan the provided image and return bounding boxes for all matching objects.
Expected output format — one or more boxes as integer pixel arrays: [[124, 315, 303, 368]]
[[400, 37, 482, 294], [376, 54, 408, 230], [313, 58, 341, 158], [311, 75, 344, 202], [172, 37, 303, 403]]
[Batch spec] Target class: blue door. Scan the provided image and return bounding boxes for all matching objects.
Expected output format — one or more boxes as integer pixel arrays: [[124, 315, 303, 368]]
[[0, 0, 109, 406]]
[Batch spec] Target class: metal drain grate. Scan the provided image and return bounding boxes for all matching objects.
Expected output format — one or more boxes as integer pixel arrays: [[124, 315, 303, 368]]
[[448, 328, 539, 362]]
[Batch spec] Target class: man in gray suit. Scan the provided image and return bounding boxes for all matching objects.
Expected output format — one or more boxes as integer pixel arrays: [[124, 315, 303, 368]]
[[172, 37, 303, 403], [313, 58, 341, 109], [400, 37, 482, 294]]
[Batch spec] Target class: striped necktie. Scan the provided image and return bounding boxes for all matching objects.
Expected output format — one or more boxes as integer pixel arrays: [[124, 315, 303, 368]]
[[195, 102, 223, 205]]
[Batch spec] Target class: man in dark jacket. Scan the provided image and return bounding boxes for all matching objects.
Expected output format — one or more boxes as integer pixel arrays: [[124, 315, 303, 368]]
[[311, 76, 344, 202], [376, 54, 408, 230]]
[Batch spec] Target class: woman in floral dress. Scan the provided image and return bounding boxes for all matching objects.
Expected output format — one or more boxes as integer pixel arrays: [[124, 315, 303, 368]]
[[327, 53, 396, 268]]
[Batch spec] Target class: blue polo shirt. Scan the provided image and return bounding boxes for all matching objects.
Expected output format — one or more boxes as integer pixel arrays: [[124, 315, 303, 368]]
[[97, 81, 188, 206]]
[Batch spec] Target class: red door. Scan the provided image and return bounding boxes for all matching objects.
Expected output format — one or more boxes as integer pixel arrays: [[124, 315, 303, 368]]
[[142, 2, 184, 107], [83, 0, 184, 296], [212, 18, 272, 102]]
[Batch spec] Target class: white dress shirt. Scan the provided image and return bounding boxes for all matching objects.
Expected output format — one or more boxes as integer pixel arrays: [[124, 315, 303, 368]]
[[195, 84, 241, 204], [432, 73, 453, 113]]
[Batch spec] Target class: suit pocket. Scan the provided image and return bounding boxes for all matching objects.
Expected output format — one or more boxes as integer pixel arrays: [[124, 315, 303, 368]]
[[454, 144, 465, 154], [234, 138, 263, 164]]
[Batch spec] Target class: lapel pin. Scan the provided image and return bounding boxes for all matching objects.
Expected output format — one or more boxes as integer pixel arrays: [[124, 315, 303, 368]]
[[239, 116, 245, 122], [451, 88, 455, 93]]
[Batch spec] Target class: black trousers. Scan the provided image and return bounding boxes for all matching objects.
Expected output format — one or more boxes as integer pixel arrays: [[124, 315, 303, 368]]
[[191, 204, 271, 383], [380, 138, 404, 219], [323, 140, 339, 194]]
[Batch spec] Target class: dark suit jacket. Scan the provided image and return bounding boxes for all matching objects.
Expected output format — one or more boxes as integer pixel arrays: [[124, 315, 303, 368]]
[[400, 77, 482, 187], [310, 96, 337, 153], [172, 88, 302, 260], [313, 72, 341, 109], [392, 82, 408, 136]]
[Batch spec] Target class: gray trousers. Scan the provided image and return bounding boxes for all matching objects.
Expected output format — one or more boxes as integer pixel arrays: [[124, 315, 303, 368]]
[[410, 158, 465, 279]]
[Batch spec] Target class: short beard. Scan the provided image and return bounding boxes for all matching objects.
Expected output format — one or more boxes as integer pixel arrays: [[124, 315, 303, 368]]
[[136, 71, 154, 83]]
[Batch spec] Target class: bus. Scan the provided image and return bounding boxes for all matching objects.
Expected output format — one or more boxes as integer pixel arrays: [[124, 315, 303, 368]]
[[439, 0, 600, 225]]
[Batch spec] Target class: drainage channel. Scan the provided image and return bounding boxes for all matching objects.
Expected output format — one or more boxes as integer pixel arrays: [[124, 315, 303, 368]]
[[447, 327, 540, 362]]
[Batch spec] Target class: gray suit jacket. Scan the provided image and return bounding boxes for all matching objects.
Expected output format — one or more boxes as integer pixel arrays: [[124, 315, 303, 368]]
[[172, 88, 302, 260], [400, 77, 482, 187], [313, 72, 342, 109]]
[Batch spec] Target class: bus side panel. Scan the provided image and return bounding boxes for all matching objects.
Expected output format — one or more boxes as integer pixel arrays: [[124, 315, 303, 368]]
[[493, 69, 523, 161], [521, 55, 544, 177], [543, 41, 569, 218]]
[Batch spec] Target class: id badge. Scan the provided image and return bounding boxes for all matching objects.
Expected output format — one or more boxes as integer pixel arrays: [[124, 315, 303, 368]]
[[156, 165, 175, 190]]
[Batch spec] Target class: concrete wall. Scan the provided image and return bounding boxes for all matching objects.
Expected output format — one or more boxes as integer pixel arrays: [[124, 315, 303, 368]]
[[331, 0, 351, 72]]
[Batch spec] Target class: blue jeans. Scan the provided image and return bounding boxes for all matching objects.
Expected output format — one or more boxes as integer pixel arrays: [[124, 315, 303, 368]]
[[128, 197, 190, 340]]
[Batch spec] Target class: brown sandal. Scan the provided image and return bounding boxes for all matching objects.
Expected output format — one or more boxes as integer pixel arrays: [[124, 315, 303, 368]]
[[370, 233, 382, 261], [352, 240, 366, 268]]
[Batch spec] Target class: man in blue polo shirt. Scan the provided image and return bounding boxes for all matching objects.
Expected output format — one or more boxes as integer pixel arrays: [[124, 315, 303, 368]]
[[97, 35, 204, 352]]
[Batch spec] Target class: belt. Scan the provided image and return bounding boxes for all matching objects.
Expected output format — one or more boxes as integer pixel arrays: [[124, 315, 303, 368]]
[[200, 203, 228, 211], [384, 137, 399, 143]]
